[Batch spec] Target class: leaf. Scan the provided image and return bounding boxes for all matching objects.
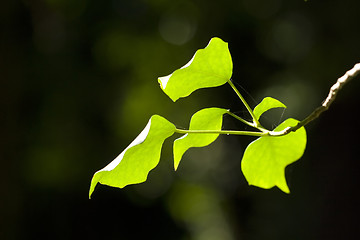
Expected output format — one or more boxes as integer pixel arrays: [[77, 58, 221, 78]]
[[89, 115, 175, 198], [253, 97, 287, 121], [173, 107, 228, 170], [241, 118, 306, 193], [158, 37, 233, 102]]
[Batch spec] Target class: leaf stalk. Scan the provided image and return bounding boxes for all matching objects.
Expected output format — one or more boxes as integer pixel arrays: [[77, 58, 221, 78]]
[[227, 79, 261, 127], [175, 128, 267, 137], [226, 111, 268, 132]]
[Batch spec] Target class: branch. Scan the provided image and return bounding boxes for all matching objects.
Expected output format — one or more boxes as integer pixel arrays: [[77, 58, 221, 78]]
[[270, 63, 360, 136]]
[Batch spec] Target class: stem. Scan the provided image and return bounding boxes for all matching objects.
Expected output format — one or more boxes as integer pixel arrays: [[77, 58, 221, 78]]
[[175, 128, 267, 137], [270, 63, 360, 136], [226, 111, 254, 127], [227, 79, 261, 127], [226, 111, 269, 132]]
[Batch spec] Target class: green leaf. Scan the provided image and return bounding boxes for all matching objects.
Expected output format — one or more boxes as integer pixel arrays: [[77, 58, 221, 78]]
[[158, 37, 233, 102], [253, 97, 287, 121], [241, 118, 306, 193], [89, 115, 175, 198], [173, 107, 228, 170]]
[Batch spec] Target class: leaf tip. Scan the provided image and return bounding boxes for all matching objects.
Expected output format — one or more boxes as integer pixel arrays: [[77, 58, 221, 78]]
[[173, 138, 184, 171], [278, 184, 290, 194], [174, 162, 179, 171], [89, 173, 100, 199]]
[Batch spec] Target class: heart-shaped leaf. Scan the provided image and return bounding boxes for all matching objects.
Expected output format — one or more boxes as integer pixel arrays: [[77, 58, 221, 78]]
[[241, 118, 306, 193], [253, 97, 287, 121], [158, 37, 233, 102], [89, 115, 175, 198], [173, 107, 228, 170]]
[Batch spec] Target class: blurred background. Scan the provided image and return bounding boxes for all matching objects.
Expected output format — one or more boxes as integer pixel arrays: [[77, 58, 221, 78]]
[[1, 0, 360, 239]]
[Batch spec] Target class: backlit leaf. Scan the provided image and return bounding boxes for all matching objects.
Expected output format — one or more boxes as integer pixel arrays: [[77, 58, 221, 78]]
[[173, 107, 228, 170], [158, 37, 232, 102], [89, 115, 175, 198], [241, 118, 306, 193], [253, 97, 287, 121]]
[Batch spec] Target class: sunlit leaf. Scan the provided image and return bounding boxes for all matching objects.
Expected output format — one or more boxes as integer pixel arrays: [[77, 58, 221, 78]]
[[253, 97, 287, 121], [173, 108, 228, 170], [241, 118, 306, 193], [89, 115, 175, 198], [158, 37, 232, 102]]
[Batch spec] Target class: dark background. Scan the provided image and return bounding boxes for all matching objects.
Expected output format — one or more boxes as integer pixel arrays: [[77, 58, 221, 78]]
[[1, 0, 360, 239]]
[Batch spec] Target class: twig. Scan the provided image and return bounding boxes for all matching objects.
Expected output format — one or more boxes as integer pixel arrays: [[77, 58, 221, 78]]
[[270, 63, 360, 136]]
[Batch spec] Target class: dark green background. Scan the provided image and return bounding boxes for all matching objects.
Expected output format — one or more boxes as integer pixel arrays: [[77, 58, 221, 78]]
[[1, 0, 360, 239]]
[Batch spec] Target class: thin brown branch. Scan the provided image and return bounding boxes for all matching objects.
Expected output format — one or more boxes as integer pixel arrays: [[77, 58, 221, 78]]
[[270, 63, 360, 136]]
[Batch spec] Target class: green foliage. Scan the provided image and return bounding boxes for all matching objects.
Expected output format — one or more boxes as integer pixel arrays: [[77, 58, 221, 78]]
[[241, 118, 307, 193], [173, 108, 228, 170], [253, 97, 287, 122], [158, 37, 232, 102], [90, 37, 308, 198], [89, 115, 175, 198]]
